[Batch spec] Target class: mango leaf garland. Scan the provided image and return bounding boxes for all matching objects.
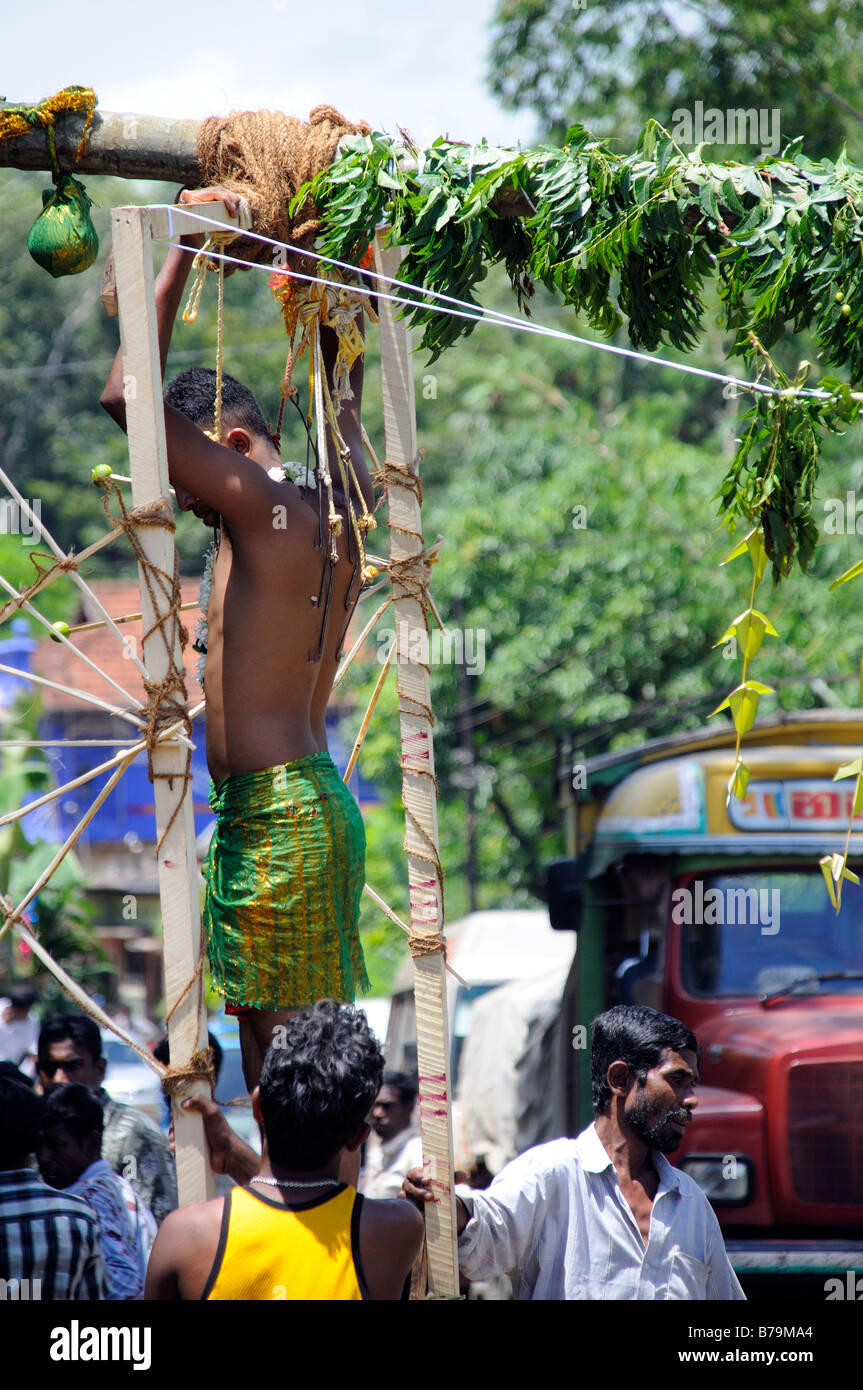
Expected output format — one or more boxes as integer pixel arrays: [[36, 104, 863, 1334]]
[[712, 529, 778, 802], [307, 121, 863, 573]]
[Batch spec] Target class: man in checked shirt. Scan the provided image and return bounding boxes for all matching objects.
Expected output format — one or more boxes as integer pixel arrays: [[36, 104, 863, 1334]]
[[0, 1077, 105, 1300]]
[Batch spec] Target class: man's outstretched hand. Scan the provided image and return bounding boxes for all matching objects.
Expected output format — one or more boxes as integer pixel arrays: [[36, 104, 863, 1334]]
[[181, 1091, 258, 1185], [402, 1165, 471, 1236], [176, 186, 243, 250]]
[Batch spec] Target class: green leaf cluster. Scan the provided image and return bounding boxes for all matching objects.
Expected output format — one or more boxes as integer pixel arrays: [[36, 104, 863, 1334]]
[[309, 123, 863, 576]]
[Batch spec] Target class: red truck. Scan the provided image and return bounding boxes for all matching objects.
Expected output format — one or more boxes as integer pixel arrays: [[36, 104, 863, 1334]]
[[548, 710, 863, 1294]]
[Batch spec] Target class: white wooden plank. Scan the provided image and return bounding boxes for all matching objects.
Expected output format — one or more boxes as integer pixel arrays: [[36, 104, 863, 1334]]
[[111, 204, 215, 1206], [134, 200, 252, 243], [375, 235, 459, 1298]]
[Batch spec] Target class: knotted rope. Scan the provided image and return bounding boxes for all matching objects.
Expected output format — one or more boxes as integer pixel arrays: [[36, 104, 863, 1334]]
[[100, 484, 192, 849], [160, 1046, 216, 1100], [0, 548, 80, 624], [196, 105, 370, 278], [376, 456, 448, 942]]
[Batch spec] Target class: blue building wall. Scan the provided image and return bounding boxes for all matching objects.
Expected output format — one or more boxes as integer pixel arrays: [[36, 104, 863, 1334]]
[[3, 627, 379, 850]]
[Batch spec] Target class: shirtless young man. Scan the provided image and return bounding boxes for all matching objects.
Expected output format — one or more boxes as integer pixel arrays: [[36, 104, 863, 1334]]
[[101, 187, 373, 1089], [146, 1002, 423, 1300]]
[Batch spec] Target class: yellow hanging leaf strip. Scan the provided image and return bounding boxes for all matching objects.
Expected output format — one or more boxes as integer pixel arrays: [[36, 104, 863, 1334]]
[[834, 757, 863, 782], [713, 608, 779, 661], [711, 679, 776, 717], [727, 760, 750, 803], [829, 556, 863, 591], [720, 527, 767, 586], [820, 854, 840, 911]]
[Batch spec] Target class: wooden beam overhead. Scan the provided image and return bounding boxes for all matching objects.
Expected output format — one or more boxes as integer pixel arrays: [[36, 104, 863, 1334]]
[[0, 104, 530, 214]]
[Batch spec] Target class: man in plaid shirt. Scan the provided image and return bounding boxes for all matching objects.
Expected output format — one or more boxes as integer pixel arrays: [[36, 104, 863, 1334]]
[[37, 1015, 177, 1224], [0, 1077, 105, 1300]]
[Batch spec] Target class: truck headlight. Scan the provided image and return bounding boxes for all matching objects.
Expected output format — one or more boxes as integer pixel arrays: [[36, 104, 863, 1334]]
[[678, 1154, 753, 1205]]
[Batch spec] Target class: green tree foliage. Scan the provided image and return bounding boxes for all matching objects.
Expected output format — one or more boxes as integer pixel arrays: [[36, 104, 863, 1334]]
[[348, 295, 863, 933], [310, 126, 863, 579], [487, 0, 863, 159]]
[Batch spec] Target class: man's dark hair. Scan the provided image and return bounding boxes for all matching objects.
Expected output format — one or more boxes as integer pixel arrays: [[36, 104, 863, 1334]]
[[259, 1000, 384, 1171], [6, 983, 38, 1011], [591, 1005, 698, 1116], [164, 368, 271, 440], [0, 1077, 44, 1168], [0, 1061, 34, 1089], [382, 1070, 418, 1107], [40, 1084, 103, 1146], [154, 1031, 223, 1125], [153, 1030, 223, 1082], [37, 1015, 102, 1070]]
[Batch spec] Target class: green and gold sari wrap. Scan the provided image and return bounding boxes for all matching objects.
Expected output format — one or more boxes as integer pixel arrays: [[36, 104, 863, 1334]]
[[203, 752, 369, 1010]]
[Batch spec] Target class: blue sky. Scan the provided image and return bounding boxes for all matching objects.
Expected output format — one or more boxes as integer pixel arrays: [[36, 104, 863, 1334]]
[[6, 0, 535, 150]]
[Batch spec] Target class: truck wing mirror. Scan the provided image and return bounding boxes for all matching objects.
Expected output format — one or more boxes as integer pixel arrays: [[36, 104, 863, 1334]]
[[546, 859, 584, 932]]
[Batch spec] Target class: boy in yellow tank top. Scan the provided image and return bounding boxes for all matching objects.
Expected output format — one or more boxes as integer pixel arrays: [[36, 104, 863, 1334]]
[[145, 1002, 423, 1300]]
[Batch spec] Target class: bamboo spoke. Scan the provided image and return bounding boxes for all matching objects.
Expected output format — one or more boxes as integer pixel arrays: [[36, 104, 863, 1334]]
[[0, 573, 147, 707], [0, 711, 196, 829], [343, 649, 393, 783], [334, 596, 393, 689], [0, 461, 151, 678], [0, 756, 135, 945], [0, 662, 147, 729]]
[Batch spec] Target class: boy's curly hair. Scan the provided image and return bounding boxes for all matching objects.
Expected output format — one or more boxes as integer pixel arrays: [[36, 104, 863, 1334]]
[[259, 1000, 384, 1171]]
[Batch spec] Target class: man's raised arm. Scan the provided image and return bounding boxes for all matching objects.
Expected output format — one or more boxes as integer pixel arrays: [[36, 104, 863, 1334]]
[[100, 187, 240, 428]]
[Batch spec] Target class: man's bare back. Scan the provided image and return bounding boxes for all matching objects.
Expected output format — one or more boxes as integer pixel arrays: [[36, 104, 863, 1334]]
[[102, 188, 373, 789], [101, 188, 375, 1081], [201, 355, 369, 785]]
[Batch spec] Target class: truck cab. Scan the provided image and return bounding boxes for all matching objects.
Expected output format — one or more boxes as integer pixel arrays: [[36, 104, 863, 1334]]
[[550, 710, 863, 1286]]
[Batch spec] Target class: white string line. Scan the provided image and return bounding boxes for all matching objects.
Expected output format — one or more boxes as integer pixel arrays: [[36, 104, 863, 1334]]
[[0, 710, 200, 829], [0, 573, 144, 711], [161, 204, 848, 403], [0, 461, 151, 681], [1, 739, 145, 747], [13, 916, 166, 1075], [168, 236, 839, 403], [0, 662, 149, 729], [0, 757, 137, 946]]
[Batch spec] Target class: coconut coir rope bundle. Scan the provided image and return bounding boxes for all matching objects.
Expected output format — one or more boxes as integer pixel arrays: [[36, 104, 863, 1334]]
[[196, 105, 370, 275]]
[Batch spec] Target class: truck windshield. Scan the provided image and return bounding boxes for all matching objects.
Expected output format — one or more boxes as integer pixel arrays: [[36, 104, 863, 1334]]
[[680, 870, 863, 998]]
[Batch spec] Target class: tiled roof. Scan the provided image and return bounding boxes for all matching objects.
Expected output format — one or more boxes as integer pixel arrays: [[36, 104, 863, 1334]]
[[33, 578, 204, 711]]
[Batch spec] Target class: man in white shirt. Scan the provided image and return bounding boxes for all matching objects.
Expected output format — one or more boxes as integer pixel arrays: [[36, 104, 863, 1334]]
[[404, 1004, 745, 1300], [0, 986, 39, 1079], [361, 1072, 423, 1200]]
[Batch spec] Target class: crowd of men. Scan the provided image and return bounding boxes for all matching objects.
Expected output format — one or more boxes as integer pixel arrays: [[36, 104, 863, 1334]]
[[0, 993, 745, 1301]]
